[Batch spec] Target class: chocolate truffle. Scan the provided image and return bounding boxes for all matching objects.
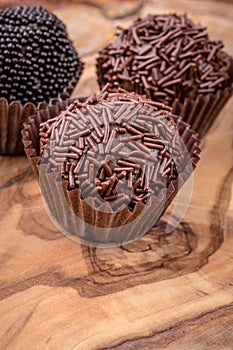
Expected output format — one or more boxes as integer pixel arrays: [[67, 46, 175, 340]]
[[0, 5, 83, 155], [0, 5, 83, 105], [39, 92, 179, 208], [97, 13, 233, 137], [26, 89, 201, 246]]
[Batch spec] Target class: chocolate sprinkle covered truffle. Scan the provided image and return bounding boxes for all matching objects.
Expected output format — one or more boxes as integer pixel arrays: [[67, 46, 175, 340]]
[[0, 6, 83, 105], [39, 89, 197, 211], [22, 88, 201, 245], [97, 14, 233, 137]]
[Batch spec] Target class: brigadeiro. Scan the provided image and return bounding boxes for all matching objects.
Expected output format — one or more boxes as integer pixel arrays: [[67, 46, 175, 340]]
[[22, 88, 201, 246], [0, 5, 83, 155], [97, 13, 233, 138]]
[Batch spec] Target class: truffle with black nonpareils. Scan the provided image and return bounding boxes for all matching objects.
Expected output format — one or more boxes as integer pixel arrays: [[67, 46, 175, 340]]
[[0, 5, 83, 155]]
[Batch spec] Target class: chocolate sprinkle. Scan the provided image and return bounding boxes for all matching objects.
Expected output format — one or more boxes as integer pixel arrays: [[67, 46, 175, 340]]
[[97, 13, 233, 105], [39, 89, 197, 210]]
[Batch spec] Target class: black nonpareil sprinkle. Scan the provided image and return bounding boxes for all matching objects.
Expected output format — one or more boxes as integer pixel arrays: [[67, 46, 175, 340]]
[[0, 6, 83, 105]]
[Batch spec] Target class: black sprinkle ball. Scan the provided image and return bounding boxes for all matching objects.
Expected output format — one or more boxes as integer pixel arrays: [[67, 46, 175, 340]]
[[0, 6, 83, 105]]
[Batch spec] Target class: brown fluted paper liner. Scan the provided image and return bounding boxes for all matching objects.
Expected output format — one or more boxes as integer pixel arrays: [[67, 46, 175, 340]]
[[0, 63, 83, 156], [172, 86, 232, 139], [22, 101, 201, 246], [0, 99, 38, 155], [38, 164, 192, 246]]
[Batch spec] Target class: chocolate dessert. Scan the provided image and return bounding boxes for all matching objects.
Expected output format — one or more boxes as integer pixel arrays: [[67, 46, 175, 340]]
[[22, 89, 201, 246], [0, 5, 83, 155], [97, 14, 233, 137]]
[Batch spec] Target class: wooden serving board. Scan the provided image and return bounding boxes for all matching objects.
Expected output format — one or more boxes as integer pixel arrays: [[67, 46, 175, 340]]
[[0, 0, 233, 349]]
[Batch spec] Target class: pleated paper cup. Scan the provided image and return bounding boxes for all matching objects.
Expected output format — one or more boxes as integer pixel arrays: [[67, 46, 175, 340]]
[[1, 62, 83, 156], [172, 86, 232, 139], [38, 166, 190, 247], [22, 101, 201, 247]]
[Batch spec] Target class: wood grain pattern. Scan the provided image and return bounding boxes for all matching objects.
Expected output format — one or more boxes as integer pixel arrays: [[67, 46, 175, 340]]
[[0, 1, 233, 349]]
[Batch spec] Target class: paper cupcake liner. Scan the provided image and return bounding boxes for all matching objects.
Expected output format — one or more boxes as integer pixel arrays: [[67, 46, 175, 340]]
[[0, 61, 83, 156], [22, 102, 201, 246], [38, 157, 193, 247], [39, 168, 176, 246], [172, 86, 232, 139]]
